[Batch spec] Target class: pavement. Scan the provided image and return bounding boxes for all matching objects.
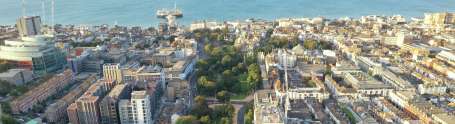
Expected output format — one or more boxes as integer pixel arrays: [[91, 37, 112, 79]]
[[236, 104, 248, 124]]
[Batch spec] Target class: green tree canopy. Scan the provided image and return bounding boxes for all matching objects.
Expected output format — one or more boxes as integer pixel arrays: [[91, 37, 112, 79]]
[[210, 47, 223, 58], [198, 76, 216, 95], [204, 44, 213, 53], [221, 55, 232, 66], [199, 115, 211, 124], [219, 117, 231, 124], [191, 96, 212, 117], [246, 64, 261, 89], [176, 115, 200, 124], [304, 39, 317, 50], [212, 104, 235, 121], [216, 90, 230, 103], [0, 80, 14, 96], [245, 107, 254, 124], [0, 63, 15, 73], [1, 114, 17, 124]]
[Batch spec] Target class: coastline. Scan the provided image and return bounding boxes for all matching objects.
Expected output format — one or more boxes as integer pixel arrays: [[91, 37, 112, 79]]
[[0, 14, 438, 28], [0, 0, 454, 26]]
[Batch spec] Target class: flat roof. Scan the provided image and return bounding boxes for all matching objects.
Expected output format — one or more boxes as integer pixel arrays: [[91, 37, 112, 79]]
[[0, 69, 28, 77], [107, 84, 127, 98], [131, 91, 147, 99], [433, 113, 455, 123]]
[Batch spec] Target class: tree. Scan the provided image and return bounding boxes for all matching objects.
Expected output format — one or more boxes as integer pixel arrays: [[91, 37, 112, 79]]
[[217, 34, 224, 41], [198, 76, 209, 87], [245, 55, 257, 65], [247, 64, 261, 89], [244, 108, 254, 124], [196, 60, 208, 69], [210, 47, 223, 58], [304, 39, 317, 50], [196, 60, 209, 76], [324, 64, 333, 77], [194, 96, 207, 106], [198, 76, 216, 95], [212, 104, 234, 120], [176, 115, 199, 124], [246, 74, 258, 90], [222, 70, 235, 90], [0, 63, 15, 73], [15, 86, 28, 93], [224, 46, 236, 56], [204, 44, 213, 54], [236, 63, 245, 72], [9, 90, 19, 97], [248, 64, 260, 74], [216, 90, 230, 103], [219, 117, 231, 124], [191, 96, 212, 117], [319, 41, 332, 49], [0, 80, 14, 96], [199, 115, 211, 124], [221, 55, 232, 66], [222, 26, 229, 38], [222, 70, 233, 77], [0, 102, 12, 114], [209, 32, 220, 41], [143, 44, 151, 49], [1, 114, 17, 124], [231, 67, 240, 74]]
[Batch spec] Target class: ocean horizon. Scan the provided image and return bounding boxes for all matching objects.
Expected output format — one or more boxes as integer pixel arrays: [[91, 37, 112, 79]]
[[1, 0, 454, 26]]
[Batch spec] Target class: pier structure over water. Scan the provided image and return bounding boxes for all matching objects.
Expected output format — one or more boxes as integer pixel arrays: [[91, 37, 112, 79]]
[[156, 2, 183, 18], [155, 2, 182, 35], [156, 9, 183, 18]]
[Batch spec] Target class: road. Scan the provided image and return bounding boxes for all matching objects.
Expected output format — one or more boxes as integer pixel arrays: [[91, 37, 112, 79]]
[[236, 104, 247, 124], [188, 72, 197, 109], [188, 36, 208, 107]]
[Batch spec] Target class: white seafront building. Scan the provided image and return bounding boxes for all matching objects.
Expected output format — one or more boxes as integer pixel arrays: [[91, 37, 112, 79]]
[[0, 35, 66, 75]]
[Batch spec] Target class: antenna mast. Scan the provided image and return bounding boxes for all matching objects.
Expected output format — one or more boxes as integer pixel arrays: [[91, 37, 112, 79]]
[[42, 0, 46, 25], [21, 0, 26, 17], [51, 0, 55, 32]]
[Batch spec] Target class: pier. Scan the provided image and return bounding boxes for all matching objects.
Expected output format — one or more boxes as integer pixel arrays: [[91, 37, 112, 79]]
[[156, 9, 183, 18]]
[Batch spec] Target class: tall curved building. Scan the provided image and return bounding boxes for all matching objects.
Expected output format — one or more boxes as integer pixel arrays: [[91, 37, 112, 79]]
[[0, 35, 66, 75]]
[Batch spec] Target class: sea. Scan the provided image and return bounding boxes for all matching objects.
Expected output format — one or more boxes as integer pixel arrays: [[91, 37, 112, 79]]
[[0, 0, 454, 27]]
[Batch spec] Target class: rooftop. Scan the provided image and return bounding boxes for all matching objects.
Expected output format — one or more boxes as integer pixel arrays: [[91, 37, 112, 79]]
[[107, 84, 127, 98], [254, 90, 284, 124], [131, 90, 148, 99], [433, 113, 455, 123], [287, 99, 313, 120], [345, 72, 393, 89], [0, 69, 29, 77]]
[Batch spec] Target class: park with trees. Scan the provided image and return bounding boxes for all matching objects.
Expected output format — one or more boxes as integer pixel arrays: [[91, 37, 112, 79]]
[[177, 28, 262, 124], [176, 96, 235, 124], [196, 35, 261, 99]]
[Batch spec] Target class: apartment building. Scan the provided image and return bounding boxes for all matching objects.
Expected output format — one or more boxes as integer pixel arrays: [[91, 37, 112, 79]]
[[10, 69, 74, 114], [119, 91, 153, 124]]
